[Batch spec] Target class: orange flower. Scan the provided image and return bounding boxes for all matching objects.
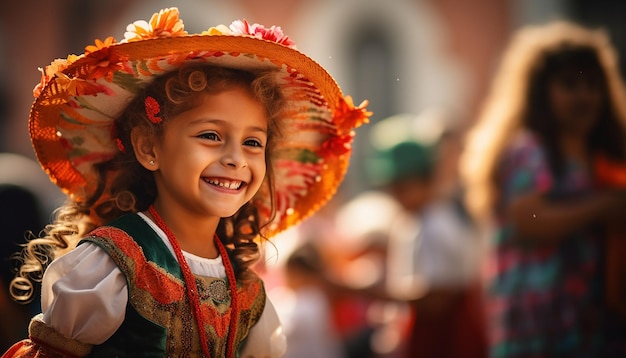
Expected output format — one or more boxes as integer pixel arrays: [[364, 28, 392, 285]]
[[56, 73, 113, 97], [333, 96, 372, 134], [85, 36, 116, 55], [151, 8, 187, 37], [32, 56, 79, 98], [124, 7, 187, 42], [82, 44, 128, 81]]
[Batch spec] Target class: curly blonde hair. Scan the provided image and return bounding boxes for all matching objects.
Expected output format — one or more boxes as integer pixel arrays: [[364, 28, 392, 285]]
[[460, 21, 626, 224], [11, 64, 285, 302]]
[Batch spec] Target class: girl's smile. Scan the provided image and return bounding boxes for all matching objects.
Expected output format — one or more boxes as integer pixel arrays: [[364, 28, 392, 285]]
[[204, 177, 245, 190], [151, 86, 268, 221]]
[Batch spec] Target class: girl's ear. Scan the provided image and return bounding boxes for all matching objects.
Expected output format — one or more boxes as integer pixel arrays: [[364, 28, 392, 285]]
[[131, 126, 159, 171]]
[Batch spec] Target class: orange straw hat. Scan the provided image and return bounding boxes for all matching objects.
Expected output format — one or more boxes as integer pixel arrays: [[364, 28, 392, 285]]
[[29, 7, 371, 237]]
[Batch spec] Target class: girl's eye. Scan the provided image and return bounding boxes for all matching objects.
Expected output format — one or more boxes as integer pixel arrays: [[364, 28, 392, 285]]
[[198, 132, 220, 141], [244, 139, 264, 148]]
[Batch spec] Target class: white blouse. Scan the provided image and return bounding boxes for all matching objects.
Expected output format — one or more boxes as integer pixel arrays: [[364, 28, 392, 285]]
[[40, 213, 286, 357]]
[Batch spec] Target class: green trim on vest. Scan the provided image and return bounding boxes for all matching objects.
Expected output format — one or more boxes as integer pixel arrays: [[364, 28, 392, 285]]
[[103, 214, 184, 278]]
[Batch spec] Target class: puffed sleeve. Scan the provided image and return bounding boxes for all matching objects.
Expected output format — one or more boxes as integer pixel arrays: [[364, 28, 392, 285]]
[[40, 242, 128, 344], [240, 296, 287, 358]]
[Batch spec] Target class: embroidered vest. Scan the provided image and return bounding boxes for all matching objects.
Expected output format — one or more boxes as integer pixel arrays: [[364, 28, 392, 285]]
[[80, 214, 266, 357]]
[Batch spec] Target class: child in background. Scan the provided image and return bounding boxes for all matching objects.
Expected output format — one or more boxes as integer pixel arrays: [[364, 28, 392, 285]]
[[461, 21, 626, 357], [3, 7, 370, 357], [368, 113, 487, 358]]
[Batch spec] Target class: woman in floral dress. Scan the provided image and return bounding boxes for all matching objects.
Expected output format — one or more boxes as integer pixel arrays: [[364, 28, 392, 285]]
[[461, 21, 626, 357]]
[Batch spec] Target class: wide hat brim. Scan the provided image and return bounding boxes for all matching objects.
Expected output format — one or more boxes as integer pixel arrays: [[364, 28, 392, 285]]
[[29, 14, 370, 238]]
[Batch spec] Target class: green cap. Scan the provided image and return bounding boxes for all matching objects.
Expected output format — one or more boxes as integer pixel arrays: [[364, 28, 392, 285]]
[[366, 111, 447, 186], [368, 140, 437, 185]]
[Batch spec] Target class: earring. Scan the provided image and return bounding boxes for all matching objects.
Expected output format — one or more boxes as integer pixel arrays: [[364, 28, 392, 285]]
[[149, 160, 155, 165]]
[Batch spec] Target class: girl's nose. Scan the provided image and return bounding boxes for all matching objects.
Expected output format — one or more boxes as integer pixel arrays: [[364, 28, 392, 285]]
[[220, 144, 247, 169]]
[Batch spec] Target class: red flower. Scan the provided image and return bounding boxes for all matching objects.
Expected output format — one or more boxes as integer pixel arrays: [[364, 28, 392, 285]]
[[333, 96, 372, 135], [319, 132, 354, 158], [145, 96, 163, 124]]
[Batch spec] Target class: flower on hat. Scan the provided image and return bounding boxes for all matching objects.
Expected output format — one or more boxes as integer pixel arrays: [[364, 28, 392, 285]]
[[33, 56, 78, 98], [82, 37, 128, 82], [319, 132, 355, 158], [124, 7, 187, 42], [33, 55, 115, 99], [230, 20, 296, 48], [205, 20, 296, 49], [85, 37, 117, 54], [32, 37, 125, 99], [334, 96, 372, 134], [54, 73, 113, 97]]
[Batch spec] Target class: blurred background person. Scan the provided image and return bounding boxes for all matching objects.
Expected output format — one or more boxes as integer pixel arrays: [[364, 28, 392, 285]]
[[0, 153, 62, 352], [366, 112, 487, 358], [0, 184, 43, 352], [266, 193, 396, 358], [332, 190, 405, 358], [461, 21, 626, 358], [271, 242, 345, 358]]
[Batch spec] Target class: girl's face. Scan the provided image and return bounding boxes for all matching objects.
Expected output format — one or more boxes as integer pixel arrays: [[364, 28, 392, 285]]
[[548, 69, 604, 136], [152, 87, 268, 219]]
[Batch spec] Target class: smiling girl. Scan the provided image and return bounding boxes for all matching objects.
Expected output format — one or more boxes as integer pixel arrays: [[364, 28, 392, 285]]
[[4, 8, 370, 358]]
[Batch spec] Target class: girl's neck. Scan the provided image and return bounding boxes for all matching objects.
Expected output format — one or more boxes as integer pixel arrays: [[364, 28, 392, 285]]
[[148, 202, 220, 259]]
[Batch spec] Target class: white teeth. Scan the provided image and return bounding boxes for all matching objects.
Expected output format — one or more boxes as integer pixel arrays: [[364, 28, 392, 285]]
[[207, 178, 242, 189]]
